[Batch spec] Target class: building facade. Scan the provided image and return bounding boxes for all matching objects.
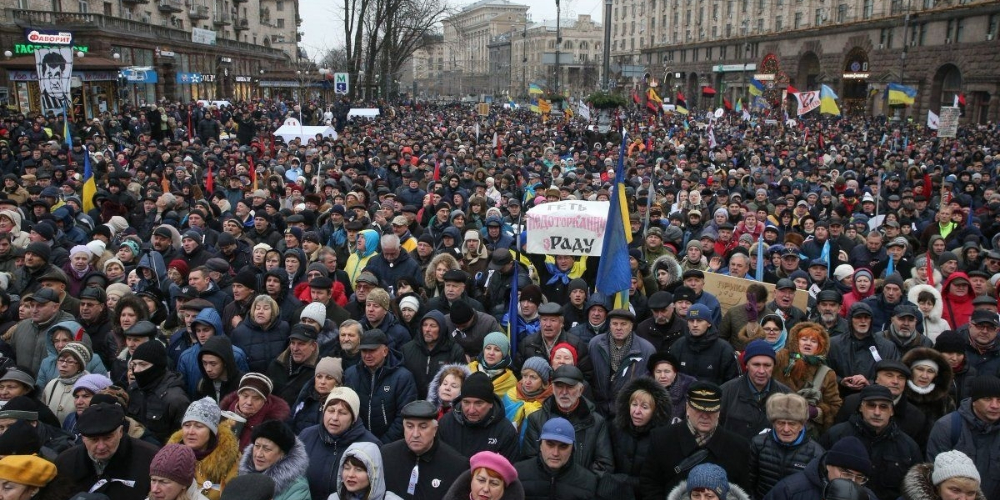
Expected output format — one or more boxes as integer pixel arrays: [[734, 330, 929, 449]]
[[399, 35, 447, 98], [631, 0, 1000, 122], [442, 0, 528, 96], [509, 14, 604, 98], [0, 0, 299, 117]]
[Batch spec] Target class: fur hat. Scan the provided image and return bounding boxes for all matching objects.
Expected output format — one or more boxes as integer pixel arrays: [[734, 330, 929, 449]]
[[250, 420, 296, 454], [766, 393, 809, 423]]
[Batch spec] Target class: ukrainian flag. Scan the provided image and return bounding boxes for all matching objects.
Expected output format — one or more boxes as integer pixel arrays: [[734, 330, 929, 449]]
[[528, 83, 543, 95], [62, 104, 71, 150], [820, 84, 840, 116], [749, 79, 765, 97], [82, 144, 96, 213], [595, 132, 633, 309], [887, 83, 917, 105]]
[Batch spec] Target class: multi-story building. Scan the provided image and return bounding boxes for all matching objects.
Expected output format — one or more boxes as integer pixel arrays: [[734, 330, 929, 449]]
[[488, 33, 512, 96], [0, 0, 299, 116], [399, 34, 447, 98], [508, 14, 604, 97], [638, 0, 1000, 122], [442, 0, 528, 96]]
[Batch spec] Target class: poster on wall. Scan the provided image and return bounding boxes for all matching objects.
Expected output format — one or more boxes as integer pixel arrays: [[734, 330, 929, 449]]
[[34, 46, 74, 116]]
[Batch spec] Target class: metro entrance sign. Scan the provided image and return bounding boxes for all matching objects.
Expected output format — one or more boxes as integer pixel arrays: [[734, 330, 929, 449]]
[[334, 73, 349, 94]]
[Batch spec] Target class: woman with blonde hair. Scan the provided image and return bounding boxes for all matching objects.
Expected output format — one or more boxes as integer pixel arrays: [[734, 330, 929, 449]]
[[230, 295, 290, 373], [900, 451, 986, 500], [424, 253, 462, 298]]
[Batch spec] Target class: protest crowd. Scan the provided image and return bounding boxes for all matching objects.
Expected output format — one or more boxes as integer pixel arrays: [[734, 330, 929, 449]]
[[0, 97, 994, 500]]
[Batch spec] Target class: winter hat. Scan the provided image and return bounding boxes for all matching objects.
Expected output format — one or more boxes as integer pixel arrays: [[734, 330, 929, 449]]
[[0, 419, 41, 455], [300, 302, 326, 325], [935, 330, 966, 354], [233, 268, 259, 291], [105, 283, 131, 300], [315, 357, 344, 383], [568, 278, 588, 293], [183, 397, 221, 435], [932, 450, 981, 485], [687, 463, 730, 499], [366, 288, 390, 310], [85, 240, 106, 257], [72, 374, 113, 395], [483, 331, 511, 358], [469, 451, 518, 487], [825, 436, 872, 476], [766, 393, 809, 423], [521, 357, 552, 384], [743, 339, 776, 362], [834, 264, 855, 281], [519, 284, 543, 305], [939, 251, 959, 266], [131, 340, 167, 368], [0, 455, 56, 488], [399, 296, 420, 312], [25, 242, 51, 262], [238, 373, 273, 400], [970, 375, 1000, 401], [550, 342, 578, 365], [250, 420, 296, 454], [149, 444, 196, 486], [460, 372, 495, 402], [450, 300, 474, 325], [70, 245, 92, 258], [883, 272, 905, 289], [911, 358, 940, 373], [59, 342, 92, 367], [324, 387, 360, 419], [220, 474, 275, 500], [853, 268, 874, 283]]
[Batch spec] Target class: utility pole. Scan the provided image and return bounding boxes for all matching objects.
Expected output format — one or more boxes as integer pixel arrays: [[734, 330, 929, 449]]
[[555, 0, 561, 96], [602, 0, 611, 91], [522, 23, 528, 98], [898, 0, 911, 120]]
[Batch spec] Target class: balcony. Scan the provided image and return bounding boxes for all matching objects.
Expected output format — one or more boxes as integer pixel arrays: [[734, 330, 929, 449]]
[[122, 0, 150, 4], [157, 0, 182, 13], [213, 12, 231, 25], [234, 17, 249, 30], [188, 5, 209, 19]]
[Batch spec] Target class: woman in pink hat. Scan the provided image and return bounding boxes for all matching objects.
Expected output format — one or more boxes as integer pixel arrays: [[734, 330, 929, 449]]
[[443, 451, 524, 500]]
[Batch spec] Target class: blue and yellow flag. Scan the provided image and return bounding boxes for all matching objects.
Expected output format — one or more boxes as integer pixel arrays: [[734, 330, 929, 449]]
[[82, 146, 96, 213], [528, 83, 543, 95], [820, 85, 840, 115], [595, 132, 633, 309], [886, 83, 917, 105], [62, 103, 71, 152], [749, 79, 765, 96]]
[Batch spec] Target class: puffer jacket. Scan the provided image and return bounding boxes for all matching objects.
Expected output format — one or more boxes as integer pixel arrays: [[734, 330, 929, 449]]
[[515, 451, 598, 500], [437, 392, 520, 462], [940, 271, 974, 328], [926, 399, 1000, 500], [166, 420, 241, 500], [748, 430, 825, 499], [36, 320, 108, 388], [719, 376, 792, 439], [342, 349, 418, 443], [231, 313, 290, 373], [127, 369, 190, 444], [902, 347, 955, 424], [237, 437, 311, 500], [819, 414, 922, 500], [900, 462, 988, 500], [522, 396, 614, 474], [907, 284, 951, 341], [587, 332, 656, 418], [179, 308, 250, 396], [608, 377, 674, 500], [194, 335, 248, 402], [400, 310, 466, 399], [772, 322, 843, 433], [299, 418, 381, 500], [668, 326, 739, 385]]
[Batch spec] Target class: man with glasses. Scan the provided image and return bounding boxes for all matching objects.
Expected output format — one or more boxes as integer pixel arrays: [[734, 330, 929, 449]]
[[766, 437, 875, 500], [963, 309, 1000, 375], [820, 384, 920, 500]]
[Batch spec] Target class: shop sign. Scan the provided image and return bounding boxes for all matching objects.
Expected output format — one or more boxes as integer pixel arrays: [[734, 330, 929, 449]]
[[713, 63, 756, 73], [234, 76, 253, 83], [14, 44, 88, 55], [192, 28, 217, 45], [122, 67, 158, 83], [24, 29, 73, 45], [176, 72, 204, 84], [753, 74, 775, 81], [842, 72, 870, 79]]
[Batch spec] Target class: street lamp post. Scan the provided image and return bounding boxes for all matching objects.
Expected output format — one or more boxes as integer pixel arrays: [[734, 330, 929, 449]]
[[602, 0, 611, 91], [555, 0, 561, 97]]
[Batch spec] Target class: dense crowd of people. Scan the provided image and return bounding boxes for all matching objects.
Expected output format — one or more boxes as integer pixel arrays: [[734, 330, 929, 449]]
[[0, 98, 994, 500]]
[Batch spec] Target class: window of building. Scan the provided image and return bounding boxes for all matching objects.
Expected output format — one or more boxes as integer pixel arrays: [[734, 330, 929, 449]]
[[815, 8, 823, 25], [742, 0, 748, 12], [956, 18, 964, 42], [16, 0, 27, 8], [989, 14, 1000, 40], [837, 4, 847, 22], [706, 47, 712, 59], [880, 27, 894, 48], [923, 0, 934, 8], [693, 48, 699, 61], [775, 15, 782, 30], [720, 45, 727, 58], [777, 0, 783, 6], [277, 18, 284, 27], [79, 0, 88, 12], [890, 0, 902, 14], [918, 22, 927, 44], [757, 18, 763, 32], [794, 12, 802, 28], [276, 0, 283, 10], [726, 23, 732, 36], [863, 0, 873, 19], [946, 19, 954, 41], [712, 25, 718, 37], [727, 0, 733, 15]]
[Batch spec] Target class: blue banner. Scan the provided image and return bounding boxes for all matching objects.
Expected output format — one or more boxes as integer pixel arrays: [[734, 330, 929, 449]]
[[175, 72, 204, 84], [122, 68, 158, 84]]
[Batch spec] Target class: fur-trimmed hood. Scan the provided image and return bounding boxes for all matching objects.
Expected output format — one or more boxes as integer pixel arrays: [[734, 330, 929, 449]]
[[787, 321, 831, 356], [427, 363, 471, 409], [167, 420, 241, 486], [901, 462, 987, 500], [667, 480, 751, 500], [651, 254, 683, 287], [238, 436, 309, 496], [615, 376, 673, 432], [907, 284, 944, 322], [902, 347, 954, 403]]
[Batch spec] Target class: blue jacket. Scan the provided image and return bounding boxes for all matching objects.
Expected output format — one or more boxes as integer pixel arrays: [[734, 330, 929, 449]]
[[231, 313, 290, 373], [36, 321, 109, 388], [177, 308, 249, 395], [343, 350, 418, 443], [299, 419, 381, 500], [363, 247, 423, 291]]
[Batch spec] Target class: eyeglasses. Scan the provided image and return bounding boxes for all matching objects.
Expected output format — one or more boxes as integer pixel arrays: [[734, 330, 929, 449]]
[[835, 466, 868, 485], [57, 358, 78, 365]]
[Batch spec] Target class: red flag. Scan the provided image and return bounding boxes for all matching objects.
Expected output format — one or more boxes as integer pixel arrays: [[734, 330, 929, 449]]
[[249, 155, 256, 191], [646, 99, 658, 113], [958, 93, 967, 106], [206, 164, 214, 194], [818, 133, 824, 151], [926, 251, 935, 287], [786, 85, 799, 95], [923, 174, 932, 200], [433, 160, 441, 181], [632, 90, 640, 104], [723, 98, 732, 111], [677, 91, 686, 102]]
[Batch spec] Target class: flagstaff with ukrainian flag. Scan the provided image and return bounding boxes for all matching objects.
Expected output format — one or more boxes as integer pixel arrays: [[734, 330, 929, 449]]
[[82, 141, 96, 213], [820, 84, 840, 115], [887, 83, 917, 105], [595, 131, 633, 310]]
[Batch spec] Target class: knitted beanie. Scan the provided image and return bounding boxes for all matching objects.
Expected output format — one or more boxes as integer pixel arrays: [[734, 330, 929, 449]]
[[932, 450, 981, 485], [72, 374, 113, 396], [59, 342, 92, 367], [970, 375, 1000, 402], [460, 372, 495, 402], [483, 331, 511, 358], [324, 387, 360, 419], [149, 444, 196, 486], [315, 357, 344, 383], [399, 296, 420, 312], [366, 288, 390, 310], [238, 373, 273, 400], [935, 330, 966, 354], [825, 436, 872, 476], [521, 357, 552, 384], [300, 302, 327, 325], [743, 339, 776, 363], [70, 245, 92, 258], [183, 397, 221, 435], [687, 463, 730, 499]]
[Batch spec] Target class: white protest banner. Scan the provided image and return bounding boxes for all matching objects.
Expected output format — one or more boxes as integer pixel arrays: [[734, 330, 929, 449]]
[[938, 107, 959, 138], [525, 200, 610, 256]]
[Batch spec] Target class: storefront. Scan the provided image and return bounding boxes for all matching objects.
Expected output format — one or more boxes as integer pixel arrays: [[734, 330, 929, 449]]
[[1, 55, 122, 118], [841, 47, 870, 116]]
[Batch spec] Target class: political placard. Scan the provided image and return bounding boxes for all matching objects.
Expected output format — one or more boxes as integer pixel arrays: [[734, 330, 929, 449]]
[[525, 200, 610, 256]]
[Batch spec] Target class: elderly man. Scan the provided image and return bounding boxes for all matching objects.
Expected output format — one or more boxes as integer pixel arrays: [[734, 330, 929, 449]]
[[719, 339, 791, 439], [426, 269, 484, 314], [515, 302, 589, 373], [267, 324, 320, 406], [522, 365, 613, 473], [963, 309, 1000, 375], [343, 329, 417, 443], [569, 293, 610, 344], [809, 289, 849, 337], [588, 308, 655, 417], [764, 436, 878, 500], [828, 302, 901, 396], [515, 417, 598, 500], [669, 303, 738, 385], [382, 401, 467, 500], [54, 402, 159, 500], [437, 371, 519, 461], [878, 303, 933, 356], [12, 288, 74, 374], [637, 291, 687, 351], [640, 381, 750, 498], [365, 233, 422, 291], [820, 384, 921, 500], [767, 278, 807, 331]]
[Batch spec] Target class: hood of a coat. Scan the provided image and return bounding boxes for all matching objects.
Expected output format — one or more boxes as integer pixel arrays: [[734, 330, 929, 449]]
[[901, 346, 954, 404], [238, 437, 309, 495], [652, 254, 683, 287], [615, 376, 673, 432], [191, 307, 225, 338], [901, 462, 987, 500], [907, 284, 944, 322], [357, 229, 380, 257], [199, 334, 242, 382], [426, 363, 470, 409], [44, 320, 88, 356], [335, 441, 388, 500]]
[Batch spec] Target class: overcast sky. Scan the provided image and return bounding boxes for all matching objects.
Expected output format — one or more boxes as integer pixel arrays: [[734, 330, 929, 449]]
[[299, 0, 605, 62]]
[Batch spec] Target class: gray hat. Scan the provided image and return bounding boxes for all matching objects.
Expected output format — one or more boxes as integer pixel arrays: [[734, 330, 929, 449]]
[[400, 400, 438, 420], [537, 302, 563, 316], [183, 397, 221, 435]]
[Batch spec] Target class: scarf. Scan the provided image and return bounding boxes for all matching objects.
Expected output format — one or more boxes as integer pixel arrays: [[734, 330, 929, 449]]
[[71, 265, 92, 280], [783, 352, 826, 377], [907, 380, 936, 394], [516, 382, 553, 402], [767, 327, 788, 351], [477, 353, 512, 379], [545, 262, 571, 285], [58, 370, 86, 386], [193, 434, 219, 460], [609, 333, 634, 375], [971, 336, 999, 355], [686, 419, 715, 447]]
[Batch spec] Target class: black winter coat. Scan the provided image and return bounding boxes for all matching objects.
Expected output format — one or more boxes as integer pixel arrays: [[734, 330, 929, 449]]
[[289, 380, 326, 434], [668, 328, 739, 385], [719, 376, 792, 440], [54, 435, 159, 500], [763, 456, 878, 500], [522, 397, 614, 474], [381, 437, 468, 500], [437, 393, 520, 462], [639, 421, 750, 500], [819, 415, 921, 500], [126, 370, 190, 444], [834, 392, 931, 450], [748, 431, 825, 499], [609, 377, 674, 500], [401, 310, 466, 399], [515, 455, 598, 500], [231, 316, 290, 373], [343, 350, 418, 443]]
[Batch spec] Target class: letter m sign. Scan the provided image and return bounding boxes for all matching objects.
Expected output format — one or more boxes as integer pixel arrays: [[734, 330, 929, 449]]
[[334, 73, 349, 94]]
